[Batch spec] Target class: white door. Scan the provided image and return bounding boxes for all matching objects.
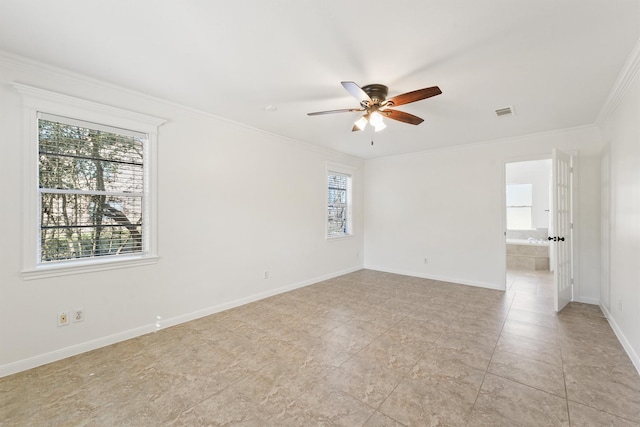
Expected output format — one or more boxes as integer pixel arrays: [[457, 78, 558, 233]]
[[552, 148, 573, 312]]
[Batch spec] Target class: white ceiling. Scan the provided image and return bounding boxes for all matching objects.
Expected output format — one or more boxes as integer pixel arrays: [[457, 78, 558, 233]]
[[1, 1, 638, 159]]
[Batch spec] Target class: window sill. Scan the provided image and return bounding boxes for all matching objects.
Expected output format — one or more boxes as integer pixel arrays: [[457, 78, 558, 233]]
[[22, 255, 159, 280], [327, 234, 355, 241]]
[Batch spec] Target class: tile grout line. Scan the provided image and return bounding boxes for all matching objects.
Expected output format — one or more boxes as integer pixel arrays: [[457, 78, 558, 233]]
[[358, 291, 455, 419], [561, 340, 572, 426], [466, 288, 515, 425]]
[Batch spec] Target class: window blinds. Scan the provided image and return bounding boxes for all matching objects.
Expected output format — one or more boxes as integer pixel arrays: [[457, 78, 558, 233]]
[[38, 114, 146, 262], [328, 173, 350, 237]]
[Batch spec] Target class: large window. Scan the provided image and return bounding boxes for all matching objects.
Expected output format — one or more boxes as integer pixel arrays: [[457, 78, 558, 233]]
[[327, 170, 352, 238], [506, 183, 533, 230], [14, 83, 165, 279], [39, 115, 146, 262]]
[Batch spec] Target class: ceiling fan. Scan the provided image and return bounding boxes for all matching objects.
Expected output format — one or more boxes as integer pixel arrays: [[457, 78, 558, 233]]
[[308, 81, 442, 132]]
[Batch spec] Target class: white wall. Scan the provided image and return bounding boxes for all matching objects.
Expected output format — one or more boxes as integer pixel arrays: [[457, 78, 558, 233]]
[[0, 55, 364, 376], [364, 127, 604, 302], [599, 55, 640, 371], [506, 159, 551, 231]]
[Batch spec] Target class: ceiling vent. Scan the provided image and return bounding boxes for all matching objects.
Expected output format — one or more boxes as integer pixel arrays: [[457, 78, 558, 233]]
[[495, 106, 514, 117]]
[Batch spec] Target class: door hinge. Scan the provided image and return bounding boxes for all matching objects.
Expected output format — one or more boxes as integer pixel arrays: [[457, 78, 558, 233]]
[[570, 167, 574, 173]]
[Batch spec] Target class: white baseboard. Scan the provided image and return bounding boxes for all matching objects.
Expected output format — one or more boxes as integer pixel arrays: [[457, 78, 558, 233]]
[[574, 296, 600, 305], [0, 265, 363, 378], [600, 304, 640, 376], [0, 323, 156, 379], [154, 265, 364, 331], [364, 265, 504, 291]]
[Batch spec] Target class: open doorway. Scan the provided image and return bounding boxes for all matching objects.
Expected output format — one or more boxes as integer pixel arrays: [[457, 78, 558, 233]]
[[505, 159, 553, 303]]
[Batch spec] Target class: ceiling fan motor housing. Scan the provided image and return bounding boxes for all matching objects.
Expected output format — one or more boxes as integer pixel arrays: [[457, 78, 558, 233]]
[[361, 84, 388, 106]]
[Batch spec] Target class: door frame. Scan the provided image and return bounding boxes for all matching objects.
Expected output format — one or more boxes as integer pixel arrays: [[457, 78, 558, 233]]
[[500, 152, 578, 299], [501, 154, 552, 290]]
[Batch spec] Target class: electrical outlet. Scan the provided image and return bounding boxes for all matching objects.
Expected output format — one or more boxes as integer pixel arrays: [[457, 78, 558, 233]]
[[57, 311, 70, 327], [424, 257, 428, 264], [263, 271, 269, 279], [72, 309, 84, 323]]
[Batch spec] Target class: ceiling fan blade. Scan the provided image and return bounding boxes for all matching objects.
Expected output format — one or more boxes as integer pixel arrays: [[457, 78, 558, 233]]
[[307, 108, 363, 116], [386, 86, 442, 107], [381, 109, 425, 125], [341, 81, 372, 104]]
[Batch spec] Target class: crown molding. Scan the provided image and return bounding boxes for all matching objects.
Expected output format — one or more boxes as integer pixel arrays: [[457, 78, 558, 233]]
[[11, 82, 167, 131], [366, 124, 599, 163], [0, 50, 364, 164], [597, 37, 640, 125]]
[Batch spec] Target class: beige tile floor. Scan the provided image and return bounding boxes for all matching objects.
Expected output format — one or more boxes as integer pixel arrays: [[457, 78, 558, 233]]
[[2, 269, 640, 426]]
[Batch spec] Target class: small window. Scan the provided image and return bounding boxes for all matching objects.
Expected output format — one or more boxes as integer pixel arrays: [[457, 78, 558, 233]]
[[327, 171, 352, 238], [506, 183, 533, 230], [39, 115, 146, 262]]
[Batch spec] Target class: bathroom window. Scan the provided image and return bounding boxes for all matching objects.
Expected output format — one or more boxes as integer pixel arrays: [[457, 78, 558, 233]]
[[506, 184, 532, 230]]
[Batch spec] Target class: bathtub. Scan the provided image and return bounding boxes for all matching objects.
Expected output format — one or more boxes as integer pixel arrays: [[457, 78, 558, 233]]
[[506, 238, 549, 246], [506, 238, 550, 270]]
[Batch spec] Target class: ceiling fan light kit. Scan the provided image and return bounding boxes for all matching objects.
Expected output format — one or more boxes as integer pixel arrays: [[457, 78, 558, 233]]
[[368, 111, 386, 132], [308, 81, 442, 133], [353, 115, 368, 131]]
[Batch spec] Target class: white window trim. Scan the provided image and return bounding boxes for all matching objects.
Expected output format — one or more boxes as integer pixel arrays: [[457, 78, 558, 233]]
[[326, 161, 356, 240], [13, 83, 166, 280]]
